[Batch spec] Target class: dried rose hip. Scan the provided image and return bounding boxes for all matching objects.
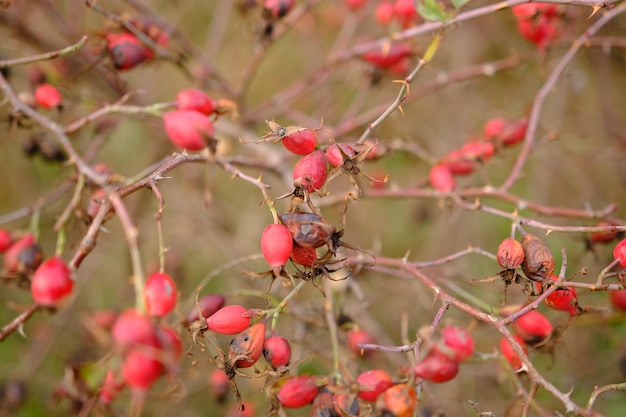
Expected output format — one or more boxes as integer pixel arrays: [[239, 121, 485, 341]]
[[144, 272, 177, 317], [432, 327, 475, 362], [497, 237, 525, 269], [176, 88, 216, 116], [282, 129, 317, 155], [34, 83, 62, 109], [206, 305, 251, 335], [429, 164, 455, 192], [261, 223, 293, 273], [521, 233, 554, 282], [292, 150, 328, 192], [380, 383, 418, 417], [289, 242, 317, 267], [279, 212, 339, 252], [4, 233, 42, 274], [413, 351, 459, 383], [185, 294, 226, 323], [105, 32, 152, 71], [511, 310, 553, 347], [276, 375, 319, 408], [356, 369, 393, 402], [229, 322, 266, 368], [30, 257, 73, 307], [263, 335, 292, 369], [500, 335, 528, 371], [163, 110, 215, 151]]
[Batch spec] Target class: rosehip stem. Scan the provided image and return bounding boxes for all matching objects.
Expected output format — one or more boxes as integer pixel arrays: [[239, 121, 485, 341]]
[[356, 32, 441, 145], [271, 280, 308, 332], [0, 36, 86, 69], [594, 258, 620, 289]]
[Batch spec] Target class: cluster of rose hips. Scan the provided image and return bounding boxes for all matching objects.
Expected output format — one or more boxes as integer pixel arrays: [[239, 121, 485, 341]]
[[0, 230, 74, 307], [163, 88, 235, 151], [373, 0, 421, 28], [495, 232, 582, 315], [511, 3, 562, 51], [263, 326, 473, 416], [499, 307, 556, 371], [104, 16, 169, 71], [429, 117, 528, 192], [100, 271, 180, 399]]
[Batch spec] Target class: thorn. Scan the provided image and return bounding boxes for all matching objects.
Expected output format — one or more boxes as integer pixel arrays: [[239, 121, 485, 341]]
[[401, 250, 411, 263], [587, 5, 602, 18]]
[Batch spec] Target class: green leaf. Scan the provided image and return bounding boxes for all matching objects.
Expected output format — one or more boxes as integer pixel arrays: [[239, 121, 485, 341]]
[[451, 0, 471, 9], [417, 0, 449, 22]]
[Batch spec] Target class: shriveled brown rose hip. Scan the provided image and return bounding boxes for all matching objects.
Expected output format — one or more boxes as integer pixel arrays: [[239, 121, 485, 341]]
[[520, 233, 554, 282], [497, 237, 525, 269]]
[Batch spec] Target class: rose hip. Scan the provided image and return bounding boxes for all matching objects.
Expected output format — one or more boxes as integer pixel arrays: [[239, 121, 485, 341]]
[[34, 83, 62, 109], [0, 229, 12, 252], [497, 237, 525, 269], [144, 272, 177, 317], [292, 150, 328, 192], [30, 257, 73, 307], [276, 375, 319, 408], [206, 305, 251, 335], [4, 233, 42, 274], [163, 110, 215, 151], [500, 335, 528, 371], [429, 164, 455, 192], [356, 369, 393, 402], [380, 383, 417, 417], [282, 129, 317, 155], [263, 335, 292, 369], [176, 88, 216, 116], [433, 326, 475, 362], [229, 322, 266, 368], [325, 143, 356, 167], [511, 310, 553, 346], [261, 223, 293, 272], [414, 351, 459, 383], [185, 294, 226, 323]]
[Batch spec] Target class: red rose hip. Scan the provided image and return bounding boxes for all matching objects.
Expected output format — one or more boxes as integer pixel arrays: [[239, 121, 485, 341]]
[[263, 335, 292, 369], [34, 83, 62, 109], [206, 305, 251, 335], [282, 129, 317, 155], [30, 257, 73, 306], [176, 88, 216, 116], [276, 375, 319, 408], [414, 351, 459, 383], [356, 369, 393, 402], [163, 110, 215, 151], [293, 150, 328, 192], [261, 223, 293, 272], [144, 272, 177, 317]]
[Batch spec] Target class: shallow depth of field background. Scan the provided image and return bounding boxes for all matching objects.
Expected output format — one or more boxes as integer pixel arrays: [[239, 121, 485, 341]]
[[1, 1, 626, 416]]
